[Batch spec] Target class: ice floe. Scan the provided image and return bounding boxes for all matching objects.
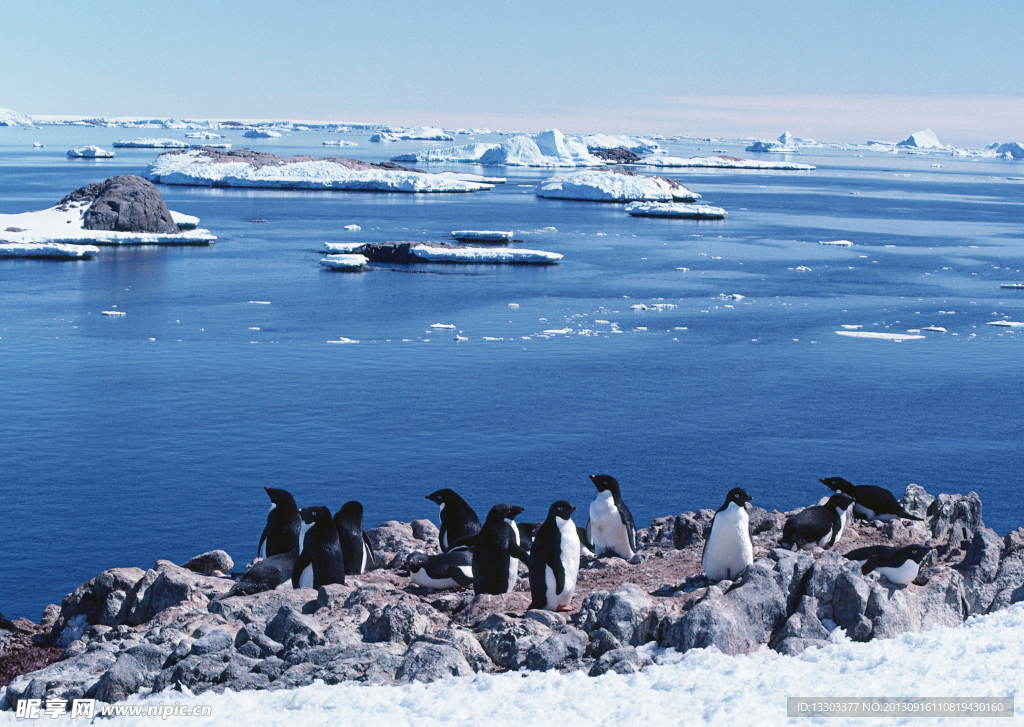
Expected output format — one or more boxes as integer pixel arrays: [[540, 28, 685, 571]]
[[536, 170, 699, 202], [634, 154, 814, 170], [393, 129, 602, 167], [112, 138, 189, 149], [625, 202, 727, 219], [184, 131, 223, 140], [318, 254, 368, 271], [450, 230, 514, 243], [818, 239, 854, 247], [582, 134, 661, 154], [986, 320, 1024, 328], [101, 309, 126, 316], [1000, 283, 1024, 289], [66, 145, 114, 159], [146, 148, 495, 193], [835, 331, 925, 341], [322, 139, 358, 147], [409, 244, 562, 264], [0, 242, 100, 259], [243, 129, 282, 138]]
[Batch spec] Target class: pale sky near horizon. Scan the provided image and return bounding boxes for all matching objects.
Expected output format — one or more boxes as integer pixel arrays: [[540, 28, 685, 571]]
[[3, 0, 1021, 145]]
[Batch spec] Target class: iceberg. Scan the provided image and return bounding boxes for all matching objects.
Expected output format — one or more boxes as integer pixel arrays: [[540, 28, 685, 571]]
[[625, 201, 727, 219], [319, 254, 368, 271], [986, 320, 1024, 328], [146, 148, 495, 193], [450, 230, 515, 243], [322, 139, 358, 147], [991, 142, 1024, 160], [536, 170, 699, 202], [370, 126, 454, 142], [184, 131, 224, 139], [582, 134, 661, 154], [393, 129, 602, 167], [0, 107, 33, 126], [897, 129, 944, 149], [66, 145, 114, 159], [243, 129, 282, 138], [745, 138, 796, 153], [112, 138, 190, 148], [0, 242, 100, 259], [32, 141, 44, 148], [634, 154, 814, 170]]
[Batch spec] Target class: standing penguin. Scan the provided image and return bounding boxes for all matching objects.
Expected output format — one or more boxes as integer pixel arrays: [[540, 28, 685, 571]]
[[843, 544, 931, 585], [291, 506, 346, 588], [426, 488, 481, 552], [586, 474, 637, 560], [258, 487, 301, 558], [528, 501, 581, 611], [702, 488, 754, 581], [820, 477, 923, 522], [781, 493, 856, 550], [333, 501, 377, 575], [468, 504, 530, 594]]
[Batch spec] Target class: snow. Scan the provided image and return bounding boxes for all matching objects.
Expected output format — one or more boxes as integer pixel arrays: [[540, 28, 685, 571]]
[[0, 242, 99, 259], [322, 242, 364, 254], [410, 245, 562, 264], [582, 133, 661, 154], [318, 254, 368, 271], [835, 331, 925, 341], [112, 138, 190, 149], [14, 603, 1023, 727], [0, 107, 33, 126], [536, 170, 699, 202], [897, 129, 944, 149], [634, 155, 814, 170], [67, 145, 114, 159], [243, 129, 282, 138], [392, 130, 602, 167], [450, 230, 514, 243], [170, 211, 200, 230], [0, 203, 216, 246], [146, 149, 495, 193], [625, 202, 727, 219]]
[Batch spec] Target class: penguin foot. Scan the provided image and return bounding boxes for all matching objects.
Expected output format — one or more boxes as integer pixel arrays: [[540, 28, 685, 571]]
[[556, 605, 574, 612]]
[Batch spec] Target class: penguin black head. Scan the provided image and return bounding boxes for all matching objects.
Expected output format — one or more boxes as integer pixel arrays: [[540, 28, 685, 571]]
[[405, 551, 428, 572], [820, 477, 855, 495], [265, 487, 297, 509], [486, 504, 525, 522], [426, 488, 456, 505], [548, 500, 576, 521], [825, 493, 856, 511], [338, 500, 363, 522], [299, 506, 331, 524], [723, 488, 752, 509], [901, 544, 931, 564], [589, 474, 621, 497]]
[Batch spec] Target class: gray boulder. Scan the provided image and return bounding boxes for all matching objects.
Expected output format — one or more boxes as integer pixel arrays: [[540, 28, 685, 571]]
[[183, 550, 234, 576], [265, 606, 323, 651], [396, 637, 473, 682], [577, 583, 655, 645], [589, 646, 653, 676], [523, 626, 588, 671], [92, 653, 151, 703], [189, 630, 233, 656], [67, 176, 179, 233]]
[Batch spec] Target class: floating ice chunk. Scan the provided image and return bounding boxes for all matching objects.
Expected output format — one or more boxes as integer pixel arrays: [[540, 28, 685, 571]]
[[792, 265, 812, 272], [430, 323, 457, 329], [675, 267, 691, 272], [322, 242, 365, 253], [343, 224, 362, 231], [248, 300, 271, 305], [582, 134, 661, 154], [101, 310, 126, 316], [625, 201, 726, 219], [999, 283, 1024, 289], [835, 330, 925, 341], [986, 320, 1024, 328], [185, 131, 224, 139], [113, 138, 189, 148], [67, 145, 114, 159], [322, 139, 358, 147], [720, 293, 745, 301], [394, 129, 601, 167], [326, 337, 359, 344], [244, 129, 282, 138], [319, 254, 368, 271], [409, 245, 562, 264], [371, 126, 453, 142], [32, 141, 44, 148], [170, 210, 200, 230], [507, 303, 520, 309], [542, 328, 573, 335], [819, 239, 854, 247], [450, 230, 514, 243], [538, 170, 699, 202], [922, 326, 947, 333], [897, 129, 944, 149], [745, 138, 796, 153], [839, 324, 863, 330], [0, 242, 99, 259], [635, 154, 814, 170]]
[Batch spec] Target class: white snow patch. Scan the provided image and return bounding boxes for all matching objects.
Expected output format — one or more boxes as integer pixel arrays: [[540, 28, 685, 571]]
[[835, 330, 925, 341], [0, 203, 215, 246], [537, 171, 699, 202]]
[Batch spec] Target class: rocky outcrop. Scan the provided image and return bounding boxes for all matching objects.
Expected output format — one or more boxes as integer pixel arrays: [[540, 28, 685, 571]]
[[590, 147, 641, 164], [57, 176, 179, 233], [3, 486, 1022, 709]]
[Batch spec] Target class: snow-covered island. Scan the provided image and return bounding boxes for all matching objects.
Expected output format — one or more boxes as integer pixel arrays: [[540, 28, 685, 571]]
[[625, 201, 728, 219], [633, 154, 814, 171], [0, 175, 216, 248], [370, 126, 454, 142], [536, 169, 700, 202], [66, 145, 115, 159], [393, 129, 602, 167], [112, 138, 190, 149], [145, 148, 497, 193]]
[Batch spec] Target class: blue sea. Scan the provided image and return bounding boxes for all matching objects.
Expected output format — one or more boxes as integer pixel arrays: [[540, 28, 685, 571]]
[[1, 127, 1021, 619]]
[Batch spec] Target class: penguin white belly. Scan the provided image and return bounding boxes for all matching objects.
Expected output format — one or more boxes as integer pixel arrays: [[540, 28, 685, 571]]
[[831, 508, 850, 547], [360, 543, 368, 575], [410, 566, 470, 590], [552, 517, 581, 608], [876, 560, 919, 586], [702, 503, 753, 581], [854, 503, 876, 520], [296, 521, 314, 588], [504, 519, 521, 592], [589, 493, 633, 559]]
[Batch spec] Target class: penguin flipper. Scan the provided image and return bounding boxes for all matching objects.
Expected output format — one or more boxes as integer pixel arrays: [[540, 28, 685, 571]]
[[618, 502, 638, 553], [448, 533, 477, 551], [510, 543, 530, 564], [258, 525, 269, 559], [450, 566, 473, 588], [549, 550, 566, 596], [290, 550, 311, 589], [362, 532, 378, 569]]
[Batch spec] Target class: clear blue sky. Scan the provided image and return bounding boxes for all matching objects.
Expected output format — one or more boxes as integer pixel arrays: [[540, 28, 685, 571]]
[[3, 0, 1021, 144]]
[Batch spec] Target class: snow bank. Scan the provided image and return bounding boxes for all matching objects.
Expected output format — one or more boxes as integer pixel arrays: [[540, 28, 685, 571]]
[[392, 130, 602, 167], [112, 138, 189, 149], [0, 204, 215, 246], [582, 134, 661, 154], [835, 331, 925, 341], [634, 155, 814, 170], [0, 242, 99, 259], [410, 244, 562, 264], [67, 146, 114, 159], [536, 170, 699, 202], [318, 254, 368, 271], [146, 148, 494, 193], [897, 129, 944, 149], [18, 603, 1022, 727], [625, 202, 727, 219], [450, 230, 515, 243], [243, 129, 282, 138]]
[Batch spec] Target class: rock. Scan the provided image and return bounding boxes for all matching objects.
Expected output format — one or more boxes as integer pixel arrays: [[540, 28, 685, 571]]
[[125, 561, 232, 625], [588, 646, 652, 676], [125, 643, 170, 672], [183, 550, 234, 576], [901, 484, 934, 519], [590, 147, 640, 163], [578, 584, 654, 645], [672, 512, 712, 550], [770, 596, 832, 655], [3, 648, 115, 708], [928, 492, 985, 555], [361, 603, 435, 645], [152, 653, 230, 693], [989, 529, 1024, 611], [265, 607, 323, 651], [233, 623, 283, 658], [395, 637, 473, 682], [433, 627, 492, 672], [61, 176, 179, 233], [584, 627, 622, 659], [523, 626, 588, 671], [53, 567, 146, 635], [410, 519, 439, 543], [92, 653, 150, 703], [189, 630, 233, 656], [210, 588, 312, 625], [217, 654, 260, 684], [476, 614, 551, 670]]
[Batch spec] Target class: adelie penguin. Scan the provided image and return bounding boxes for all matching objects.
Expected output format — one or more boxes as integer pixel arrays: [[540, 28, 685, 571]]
[[406, 551, 473, 590], [820, 476, 923, 522], [781, 493, 856, 550], [333, 501, 377, 575], [844, 544, 931, 586], [463, 504, 530, 595], [258, 487, 301, 558], [291, 506, 346, 589], [586, 474, 637, 560], [426, 488, 481, 552], [702, 488, 754, 582], [528, 500, 581, 611]]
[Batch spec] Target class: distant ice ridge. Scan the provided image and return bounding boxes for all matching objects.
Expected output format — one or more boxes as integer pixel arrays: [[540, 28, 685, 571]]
[[66, 145, 114, 159], [0, 203, 215, 246], [582, 134, 661, 154], [243, 129, 282, 138], [745, 132, 797, 153], [184, 131, 223, 139], [25, 604, 1024, 727], [146, 148, 495, 193], [897, 128, 945, 149], [0, 107, 33, 127], [370, 126, 454, 142], [536, 170, 699, 202], [634, 155, 814, 170], [988, 142, 1024, 160], [392, 129, 603, 167], [112, 138, 189, 149], [322, 139, 358, 147]]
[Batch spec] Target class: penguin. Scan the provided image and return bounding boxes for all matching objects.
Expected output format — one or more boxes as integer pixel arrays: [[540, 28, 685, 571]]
[[426, 488, 481, 552], [228, 552, 297, 596], [843, 544, 931, 586], [586, 474, 637, 560], [333, 501, 377, 575], [528, 501, 581, 611], [820, 477, 923, 522], [291, 506, 346, 588], [466, 504, 530, 594], [781, 493, 856, 550], [257, 487, 301, 558], [702, 488, 754, 581], [406, 551, 474, 589]]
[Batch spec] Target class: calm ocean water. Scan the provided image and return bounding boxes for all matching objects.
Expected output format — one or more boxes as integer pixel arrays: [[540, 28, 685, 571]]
[[1, 127, 1021, 618]]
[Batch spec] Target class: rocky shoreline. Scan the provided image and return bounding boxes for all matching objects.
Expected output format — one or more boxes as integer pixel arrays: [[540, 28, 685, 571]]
[[2, 485, 1022, 708]]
